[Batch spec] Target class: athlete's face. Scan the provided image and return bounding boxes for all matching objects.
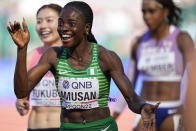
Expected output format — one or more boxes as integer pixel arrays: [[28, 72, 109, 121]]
[[57, 8, 90, 48], [142, 0, 168, 31], [36, 8, 60, 46]]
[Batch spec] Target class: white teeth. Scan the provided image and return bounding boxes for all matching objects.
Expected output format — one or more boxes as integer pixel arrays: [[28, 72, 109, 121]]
[[41, 32, 50, 35], [62, 34, 71, 38]]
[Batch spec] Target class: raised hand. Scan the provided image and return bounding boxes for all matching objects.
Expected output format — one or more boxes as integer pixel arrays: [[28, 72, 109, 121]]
[[16, 99, 30, 116], [141, 102, 160, 131], [6, 18, 30, 49]]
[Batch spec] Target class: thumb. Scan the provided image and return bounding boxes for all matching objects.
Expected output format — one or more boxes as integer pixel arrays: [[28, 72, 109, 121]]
[[23, 100, 30, 109], [153, 102, 160, 112], [6, 24, 13, 36]]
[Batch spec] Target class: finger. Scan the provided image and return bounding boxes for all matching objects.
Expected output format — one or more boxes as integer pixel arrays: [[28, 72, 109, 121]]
[[144, 121, 150, 131], [152, 102, 160, 113], [148, 121, 153, 131], [154, 102, 160, 109], [17, 102, 26, 108], [14, 21, 18, 30], [23, 109, 29, 115], [17, 21, 22, 30], [6, 24, 13, 35], [19, 110, 25, 116], [16, 106, 24, 115], [14, 21, 21, 31], [152, 116, 156, 131], [9, 21, 15, 31], [14, 20, 17, 27], [152, 121, 156, 131], [22, 18, 29, 33], [18, 105, 25, 110], [23, 100, 30, 109], [143, 122, 148, 131]]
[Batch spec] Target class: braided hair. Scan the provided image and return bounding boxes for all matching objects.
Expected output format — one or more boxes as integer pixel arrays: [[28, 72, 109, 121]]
[[156, 0, 182, 26], [64, 1, 97, 43]]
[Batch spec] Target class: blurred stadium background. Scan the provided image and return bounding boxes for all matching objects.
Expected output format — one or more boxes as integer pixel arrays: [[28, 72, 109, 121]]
[[0, 0, 195, 130]]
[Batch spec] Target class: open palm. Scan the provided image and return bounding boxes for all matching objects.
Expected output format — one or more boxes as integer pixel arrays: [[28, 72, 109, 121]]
[[6, 18, 30, 48], [141, 102, 160, 131]]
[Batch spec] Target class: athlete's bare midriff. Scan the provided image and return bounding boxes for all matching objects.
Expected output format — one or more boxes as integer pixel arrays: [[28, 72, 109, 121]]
[[141, 81, 180, 101], [28, 106, 61, 129], [61, 107, 110, 123]]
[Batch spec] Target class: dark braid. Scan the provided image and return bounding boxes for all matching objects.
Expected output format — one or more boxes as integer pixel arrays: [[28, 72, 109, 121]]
[[36, 4, 62, 17], [64, 1, 97, 43], [156, 0, 182, 26]]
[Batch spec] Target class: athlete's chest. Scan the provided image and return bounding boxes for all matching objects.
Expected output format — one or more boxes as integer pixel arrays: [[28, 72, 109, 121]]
[[137, 40, 177, 75]]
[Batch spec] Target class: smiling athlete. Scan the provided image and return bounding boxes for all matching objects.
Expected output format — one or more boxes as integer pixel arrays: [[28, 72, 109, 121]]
[[7, 1, 159, 131]]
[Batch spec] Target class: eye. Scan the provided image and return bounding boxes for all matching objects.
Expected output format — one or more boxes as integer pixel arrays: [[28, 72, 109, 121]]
[[69, 21, 76, 27], [142, 9, 146, 14], [47, 18, 53, 23], [148, 9, 156, 14], [36, 20, 41, 24], [58, 19, 63, 26]]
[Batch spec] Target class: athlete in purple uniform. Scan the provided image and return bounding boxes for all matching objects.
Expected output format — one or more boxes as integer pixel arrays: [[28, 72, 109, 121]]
[[113, 0, 195, 130]]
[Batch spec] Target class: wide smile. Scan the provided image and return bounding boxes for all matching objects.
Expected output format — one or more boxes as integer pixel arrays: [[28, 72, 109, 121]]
[[61, 34, 73, 42], [40, 31, 51, 39]]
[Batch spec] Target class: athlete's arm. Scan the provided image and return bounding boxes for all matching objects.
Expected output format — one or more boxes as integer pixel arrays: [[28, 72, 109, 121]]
[[177, 31, 195, 68], [100, 47, 159, 130], [16, 48, 54, 99], [100, 48, 145, 113], [176, 30, 195, 126], [184, 51, 196, 130], [15, 48, 33, 114], [7, 19, 53, 98]]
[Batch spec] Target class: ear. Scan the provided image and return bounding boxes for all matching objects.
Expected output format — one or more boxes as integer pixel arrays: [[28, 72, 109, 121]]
[[85, 23, 91, 35], [163, 8, 169, 18]]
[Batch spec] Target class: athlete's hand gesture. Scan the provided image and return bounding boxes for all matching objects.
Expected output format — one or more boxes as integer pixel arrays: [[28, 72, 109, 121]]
[[6, 18, 30, 49], [16, 99, 30, 116], [141, 102, 160, 131]]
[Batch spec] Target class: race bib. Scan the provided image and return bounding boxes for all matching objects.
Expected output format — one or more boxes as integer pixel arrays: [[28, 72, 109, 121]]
[[30, 77, 60, 106], [138, 49, 175, 76], [58, 77, 99, 109]]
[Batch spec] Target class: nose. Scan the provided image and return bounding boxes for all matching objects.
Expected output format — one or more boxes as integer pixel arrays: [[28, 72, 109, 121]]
[[39, 21, 48, 29], [143, 12, 151, 24], [58, 23, 70, 33]]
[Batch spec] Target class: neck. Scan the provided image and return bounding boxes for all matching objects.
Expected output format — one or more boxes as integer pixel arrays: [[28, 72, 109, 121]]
[[151, 22, 170, 41], [68, 42, 91, 60]]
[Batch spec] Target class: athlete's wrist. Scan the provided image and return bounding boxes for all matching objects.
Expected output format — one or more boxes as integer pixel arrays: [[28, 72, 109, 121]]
[[139, 103, 147, 114]]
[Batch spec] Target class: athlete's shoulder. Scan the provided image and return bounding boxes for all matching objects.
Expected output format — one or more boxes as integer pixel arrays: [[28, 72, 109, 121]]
[[97, 44, 121, 67], [98, 44, 119, 58], [177, 31, 192, 40], [176, 31, 195, 52], [40, 46, 64, 60], [46, 46, 63, 54]]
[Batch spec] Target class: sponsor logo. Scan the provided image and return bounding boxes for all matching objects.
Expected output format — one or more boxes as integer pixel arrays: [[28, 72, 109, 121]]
[[63, 80, 70, 89], [72, 81, 92, 89], [59, 71, 68, 74], [101, 125, 111, 131], [168, 109, 177, 114]]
